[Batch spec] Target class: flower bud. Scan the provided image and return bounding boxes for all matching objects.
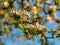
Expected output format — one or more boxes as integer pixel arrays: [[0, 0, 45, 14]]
[[36, 0, 42, 3], [31, 6, 37, 11], [46, 16, 53, 22]]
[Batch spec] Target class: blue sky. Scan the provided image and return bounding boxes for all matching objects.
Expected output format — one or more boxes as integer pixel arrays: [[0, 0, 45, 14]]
[[1, 0, 60, 45]]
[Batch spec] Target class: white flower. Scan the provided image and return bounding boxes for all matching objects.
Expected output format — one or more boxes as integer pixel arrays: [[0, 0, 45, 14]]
[[25, 12, 30, 17], [49, 5, 57, 11], [15, 10, 20, 15], [3, 1, 9, 7]]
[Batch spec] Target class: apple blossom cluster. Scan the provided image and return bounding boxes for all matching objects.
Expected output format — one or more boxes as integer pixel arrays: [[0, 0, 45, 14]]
[[0, 0, 60, 39]]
